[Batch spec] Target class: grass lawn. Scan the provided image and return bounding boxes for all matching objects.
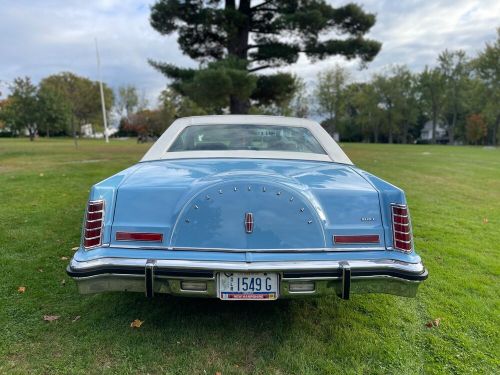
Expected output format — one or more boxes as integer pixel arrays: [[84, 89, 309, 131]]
[[0, 138, 499, 374]]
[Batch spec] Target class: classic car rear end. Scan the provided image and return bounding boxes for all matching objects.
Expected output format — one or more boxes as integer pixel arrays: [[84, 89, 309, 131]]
[[67, 116, 427, 300]]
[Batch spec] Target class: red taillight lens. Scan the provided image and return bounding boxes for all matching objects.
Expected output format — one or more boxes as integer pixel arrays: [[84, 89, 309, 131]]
[[391, 204, 413, 253], [334, 235, 380, 244], [116, 232, 163, 242], [83, 199, 104, 249]]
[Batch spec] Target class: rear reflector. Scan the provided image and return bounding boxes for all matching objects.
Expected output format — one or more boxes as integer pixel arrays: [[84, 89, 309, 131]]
[[334, 235, 380, 244], [391, 204, 413, 253], [116, 232, 163, 242], [83, 200, 104, 249]]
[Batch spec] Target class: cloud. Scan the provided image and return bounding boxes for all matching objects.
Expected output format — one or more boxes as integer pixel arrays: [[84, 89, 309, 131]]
[[0, 0, 192, 104], [0, 0, 498, 104]]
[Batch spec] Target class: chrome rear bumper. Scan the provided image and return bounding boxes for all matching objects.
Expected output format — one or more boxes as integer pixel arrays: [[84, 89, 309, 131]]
[[67, 257, 428, 299]]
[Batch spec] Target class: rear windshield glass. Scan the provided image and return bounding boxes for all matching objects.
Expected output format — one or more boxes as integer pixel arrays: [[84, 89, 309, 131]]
[[168, 124, 326, 154]]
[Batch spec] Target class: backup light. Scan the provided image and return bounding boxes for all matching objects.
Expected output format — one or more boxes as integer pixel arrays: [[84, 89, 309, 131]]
[[83, 200, 104, 249], [391, 204, 413, 253], [181, 281, 207, 291], [289, 281, 315, 292]]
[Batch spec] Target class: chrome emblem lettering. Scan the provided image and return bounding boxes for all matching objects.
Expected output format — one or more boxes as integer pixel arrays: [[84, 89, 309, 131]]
[[245, 212, 254, 233]]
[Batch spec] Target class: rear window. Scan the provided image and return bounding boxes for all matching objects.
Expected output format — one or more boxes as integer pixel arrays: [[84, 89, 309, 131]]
[[168, 124, 326, 154]]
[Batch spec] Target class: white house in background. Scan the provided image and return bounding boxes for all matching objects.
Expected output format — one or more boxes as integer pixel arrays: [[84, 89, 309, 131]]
[[80, 123, 118, 139], [420, 121, 448, 143]]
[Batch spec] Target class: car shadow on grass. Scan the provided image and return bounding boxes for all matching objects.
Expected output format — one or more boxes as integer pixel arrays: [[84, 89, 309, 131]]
[[73, 291, 418, 373]]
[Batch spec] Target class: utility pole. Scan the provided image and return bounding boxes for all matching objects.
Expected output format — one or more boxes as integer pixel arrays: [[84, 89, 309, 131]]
[[95, 38, 109, 143]]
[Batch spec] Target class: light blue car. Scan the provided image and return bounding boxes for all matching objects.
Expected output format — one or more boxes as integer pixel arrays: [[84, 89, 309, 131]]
[[67, 115, 427, 301]]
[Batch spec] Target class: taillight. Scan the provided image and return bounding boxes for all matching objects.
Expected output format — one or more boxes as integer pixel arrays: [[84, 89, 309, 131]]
[[116, 232, 163, 242], [391, 204, 413, 253], [83, 200, 104, 249]]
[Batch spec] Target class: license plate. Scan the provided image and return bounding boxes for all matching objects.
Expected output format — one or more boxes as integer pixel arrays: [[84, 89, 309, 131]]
[[218, 272, 279, 300]]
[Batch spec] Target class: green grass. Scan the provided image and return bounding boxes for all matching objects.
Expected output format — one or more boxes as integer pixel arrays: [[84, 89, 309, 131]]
[[0, 138, 499, 374]]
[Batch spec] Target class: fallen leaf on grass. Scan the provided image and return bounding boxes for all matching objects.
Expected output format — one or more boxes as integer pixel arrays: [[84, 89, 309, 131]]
[[60, 256, 69, 261], [483, 218, 488, 224], [71, 247, 79, 251], [130, 319, 144, 328], [43, 315, 60, 322], [216, 372, 222, 375], [61, 279, 66, 286], [38, 269, 43, 273], [425, 318, 441, 328], [39, 173, 44, 177], [18, 286, 26, 293], [72, 316, 81, 323]]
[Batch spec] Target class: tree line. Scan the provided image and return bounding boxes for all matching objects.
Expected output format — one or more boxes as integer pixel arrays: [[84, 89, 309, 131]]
[[0, 73, 114, 141], [146, 0, 498, 145], [0, 17, 497, 146], [311, 30, 499, 145]]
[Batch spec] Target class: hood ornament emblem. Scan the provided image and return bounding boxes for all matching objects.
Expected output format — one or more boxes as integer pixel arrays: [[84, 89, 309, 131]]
[[244, 212, 254, 234]]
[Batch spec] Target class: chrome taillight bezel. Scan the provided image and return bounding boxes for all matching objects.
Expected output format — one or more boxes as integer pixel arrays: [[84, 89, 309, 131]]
[[83, 199, 105, 250], [391, 203, 413, 253]]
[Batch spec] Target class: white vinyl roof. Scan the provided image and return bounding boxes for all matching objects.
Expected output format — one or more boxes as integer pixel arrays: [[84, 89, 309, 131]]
[[140, 115, 353, 165]]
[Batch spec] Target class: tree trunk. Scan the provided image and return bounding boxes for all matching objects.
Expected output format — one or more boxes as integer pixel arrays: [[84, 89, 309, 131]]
[[72, 116, 78, 149], [431, 105, 437, 144], [493, 114, 500, 146], [449, 110, 457, 145], [46, 123, 50, 138], [226, 0, 250, 114], [387, 111, 393, 144], [402, 121, 408, 144], [29, 127, 35, 141], [374, 122, 379, 143], [230, 95, 250, 114]]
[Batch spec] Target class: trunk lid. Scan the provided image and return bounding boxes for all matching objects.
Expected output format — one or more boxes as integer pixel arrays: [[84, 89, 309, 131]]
[[110, 159, 384, 250]]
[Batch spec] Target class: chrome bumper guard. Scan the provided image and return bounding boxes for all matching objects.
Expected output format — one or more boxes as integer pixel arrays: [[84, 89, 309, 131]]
[[67, 258, 428, 299]]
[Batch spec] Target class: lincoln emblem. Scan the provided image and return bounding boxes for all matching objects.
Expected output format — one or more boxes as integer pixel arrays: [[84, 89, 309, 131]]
[[244, 212, 254, 233]]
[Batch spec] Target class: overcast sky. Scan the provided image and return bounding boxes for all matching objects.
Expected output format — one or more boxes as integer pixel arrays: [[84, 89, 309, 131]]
[[0, 0, 498, 106]]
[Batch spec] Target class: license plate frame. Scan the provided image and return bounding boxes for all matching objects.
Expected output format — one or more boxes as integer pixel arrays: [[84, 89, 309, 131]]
[[217, 272, 279, 301]]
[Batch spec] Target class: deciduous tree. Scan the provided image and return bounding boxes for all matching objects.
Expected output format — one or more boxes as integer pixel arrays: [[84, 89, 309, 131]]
[[117, 85, 139, 119], [314, 64, 351, 137], [473, 28, 500, 145], [466, 113, 487, 145], [418, 67, 446, 144], [5, 77, 39, 141], [39, 72, 114, 145], [438, 49, 471, 144]]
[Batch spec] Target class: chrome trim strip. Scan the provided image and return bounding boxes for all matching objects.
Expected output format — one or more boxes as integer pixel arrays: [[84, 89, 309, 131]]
[[105, 244, 387, 252], [392, 213, 408, 218], [86, 219, 103, 224], [394, 239, 412, 244], [84, 235, 102, 240], [394, 230, 410, 235], [70, 257, 426, 275]]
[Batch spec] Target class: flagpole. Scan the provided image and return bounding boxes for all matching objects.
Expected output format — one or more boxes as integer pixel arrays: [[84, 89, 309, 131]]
[[95, 38, 109, 143]]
